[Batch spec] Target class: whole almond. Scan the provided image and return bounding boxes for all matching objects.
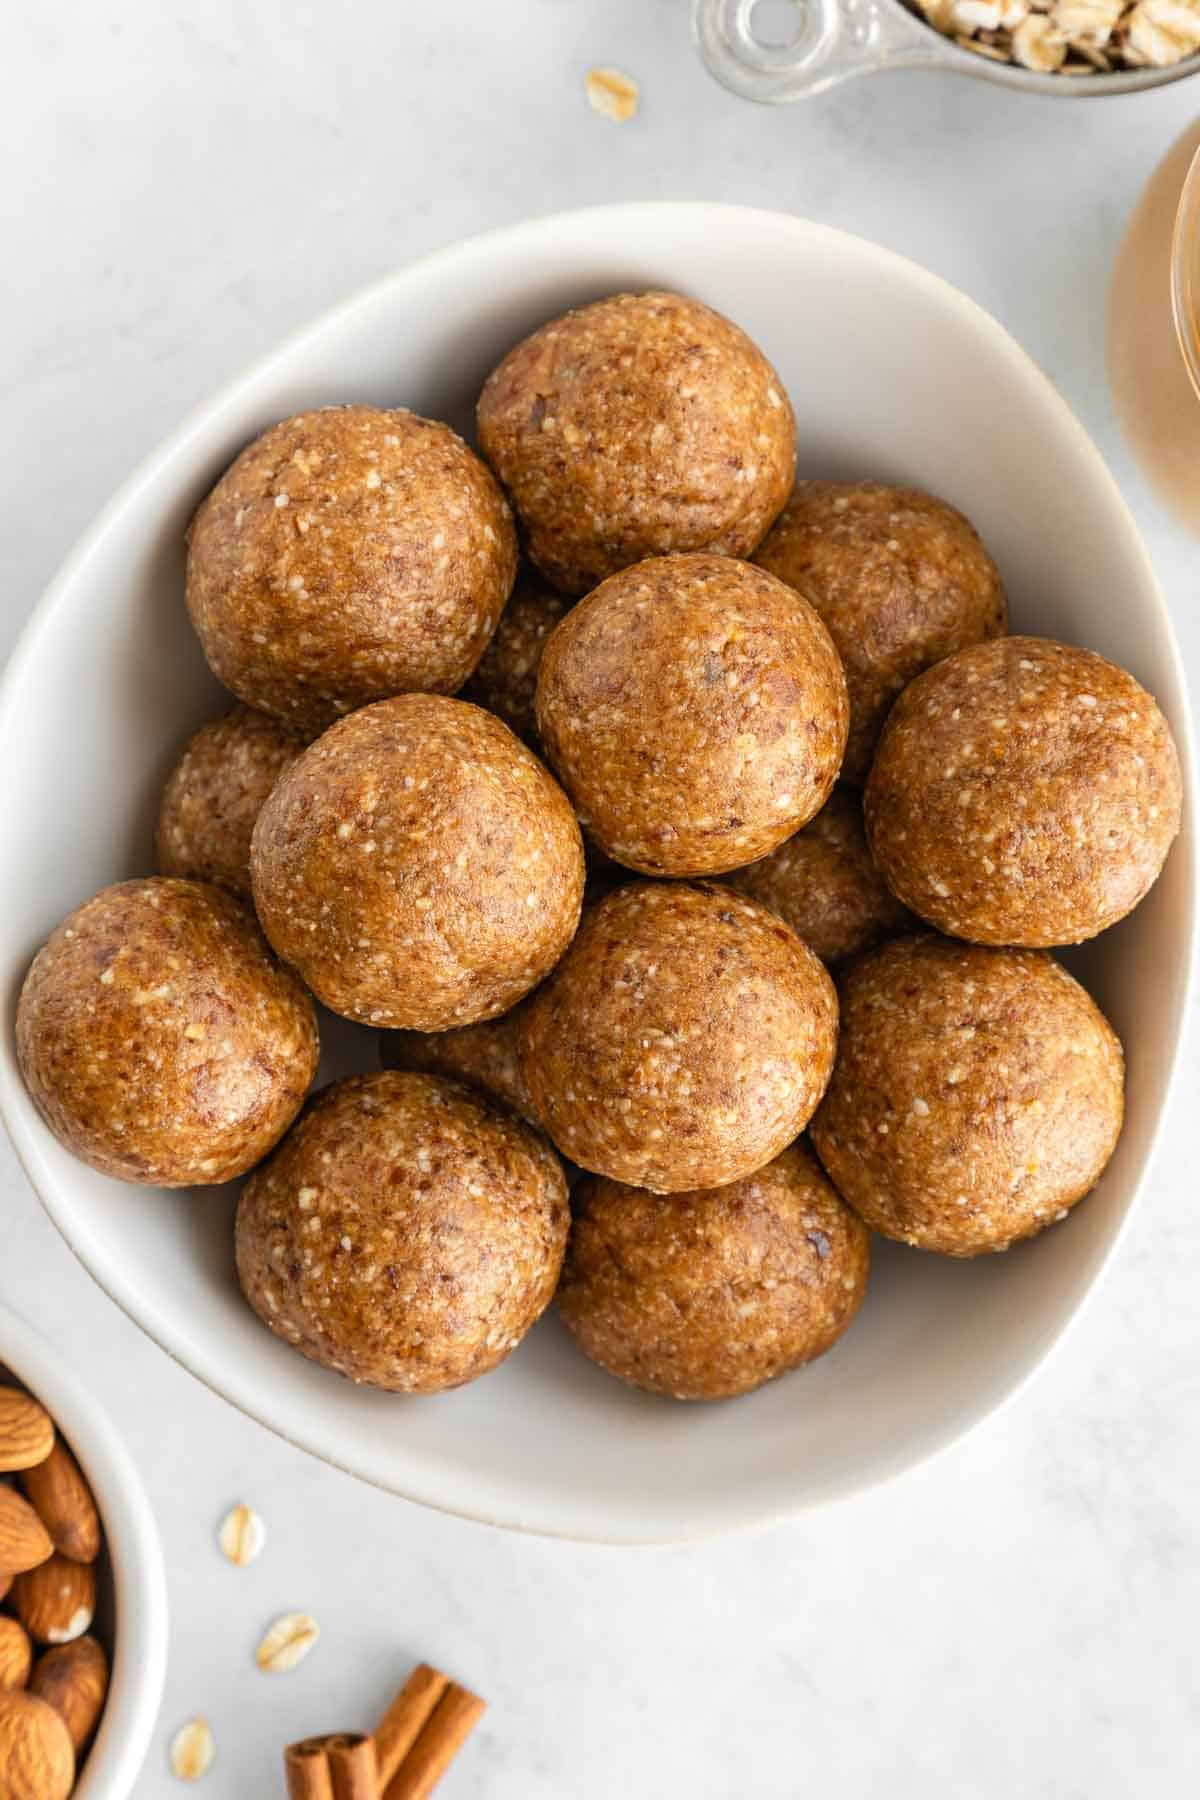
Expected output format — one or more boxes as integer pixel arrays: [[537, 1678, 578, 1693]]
[[0, 1391, 54, 1475], [0, 1572, 11, 1605], [0, 1488, 53, 1576], [10, 1555, 95, 1646], [20, 1441, 101, 1564], [30, 1637, 108, 1753], [0, 1618, 33, 1693], [0, 1690, 74, 1800]]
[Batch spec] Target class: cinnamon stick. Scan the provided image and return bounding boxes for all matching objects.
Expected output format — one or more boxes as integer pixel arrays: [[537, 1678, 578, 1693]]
[[284, 1736, 335, 1800], [383, 1681, 486, 1800], [375, 1664, 450, 1788], [326, 1732, 378, 1800]]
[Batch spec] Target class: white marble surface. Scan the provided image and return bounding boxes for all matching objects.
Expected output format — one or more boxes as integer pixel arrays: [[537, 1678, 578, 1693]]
[[2, 4, 1198, 1795]]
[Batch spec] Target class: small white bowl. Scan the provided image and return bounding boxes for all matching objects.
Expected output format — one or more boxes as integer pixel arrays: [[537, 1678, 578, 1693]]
[[0, 1304, 167, 1796], [0, 205, 1194, 1543]]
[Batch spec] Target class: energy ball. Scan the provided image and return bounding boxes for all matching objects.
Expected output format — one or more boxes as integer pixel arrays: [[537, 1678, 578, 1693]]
[[865, 636, 1183, 947], [729, 785, 913, 965], [460, 571, 572, 744], [558, 1144, 870, 1401], [251, 694, 585, 1030], [235, 1070, 569, 1392], [156, 704, 308, 900], [809, 935, 1124, 1257], [379, 1004, 538, 1127], [477, 291, 796, 595], [535, 554, 849, 876], [17, 879, 318, 1187], [187, 405, 517, 735], [518, 881, 837, 1193], [754, 481, 1007, 781]]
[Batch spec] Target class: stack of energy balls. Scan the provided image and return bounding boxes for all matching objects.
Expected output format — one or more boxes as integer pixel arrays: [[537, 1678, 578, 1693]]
[[16, 292, 1182, 1408]]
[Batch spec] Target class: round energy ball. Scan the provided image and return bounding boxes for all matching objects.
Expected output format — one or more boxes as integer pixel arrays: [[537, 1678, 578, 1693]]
[[754, 481, 1007, 781], [461, 571, 571, 745], [156, 704, 308, 901], [235, 1070, 569, 1392], [477, 291, 796, 595], [518, 881, 838, 1193], [535, 554, 849, 876], [809, 935, 1124, 1256], [17, 879, 318, 1187], [251, 694, 585, 1030], [865, 636, 1183, 947], [558, 1144, 870, 1400], [379, 1004, 538, 1127], [729, 785, 913, 965], [186, 405, 517, 735]]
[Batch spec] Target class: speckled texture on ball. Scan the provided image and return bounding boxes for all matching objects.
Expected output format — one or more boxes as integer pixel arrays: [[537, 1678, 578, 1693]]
[[477, 292, 796, 596], [235, 1070, 569, 1392], [251, 694, 585, 1029], [729, 785, 913, 964], [17, 879, 318, 1187], [186, 406, 517, 734], [809, 935, 1124, 1256], [156, 705, 308, 900], [754, 481, 1007, 781], [518, 881, 838, 1193], [558, 1143, 870, 1400], [864, 636, 1183, 947], [379, 1004, 538, 1127], [461, 572, 572, 744], [535, 554, 849, 876]]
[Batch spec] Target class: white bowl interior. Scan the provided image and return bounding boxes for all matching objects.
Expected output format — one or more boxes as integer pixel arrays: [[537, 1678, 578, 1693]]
[[0, 206, 1193, 1542], [0, 1305, 167, 1797]]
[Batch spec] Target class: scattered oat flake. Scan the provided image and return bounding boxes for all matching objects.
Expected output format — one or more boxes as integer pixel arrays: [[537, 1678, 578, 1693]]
[[170, 1718, 215, 1781], [256, 1611, 320, 1673], [217, 1503, 266, 1568], [585, 66, 639, 122]]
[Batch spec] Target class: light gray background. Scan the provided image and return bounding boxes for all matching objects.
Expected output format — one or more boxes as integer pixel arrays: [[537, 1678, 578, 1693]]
[[2, 4, 1198, 1795]]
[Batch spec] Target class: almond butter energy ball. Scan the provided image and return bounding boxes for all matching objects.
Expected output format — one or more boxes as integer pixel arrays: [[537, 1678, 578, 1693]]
[[729, 785, 913, 964], [187, 406, 517, 735], [460, 571, 572, 745], [379, 1004, 538, 1128], [558, 1144, 870, 1400], [252, 694, 585, 1030], [518, 881, 838, 1193], [156, 705, 308, 901], [755, 481, 1007, 781], [236, 1071, 569, 1392], [535, 554, 848, 876], [477, 291, 796, 595], [17, 879, 318, 1186], [865, 636, 1183, 946], [810, 935, 1124, 1256]]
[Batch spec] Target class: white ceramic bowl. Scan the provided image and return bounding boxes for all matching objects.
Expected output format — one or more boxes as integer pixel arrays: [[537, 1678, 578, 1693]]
[[0, 205, 1194, 1543], [0, 1305, 167, 1795]]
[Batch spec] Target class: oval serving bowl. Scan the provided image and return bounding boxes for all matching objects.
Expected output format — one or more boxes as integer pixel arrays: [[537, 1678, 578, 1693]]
[[0, 205, 1193, 1543]]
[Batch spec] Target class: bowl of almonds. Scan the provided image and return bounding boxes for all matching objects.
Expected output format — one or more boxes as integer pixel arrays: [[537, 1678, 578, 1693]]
[[0, 1306, 166, 1799], [694, 0, 1200, 101]]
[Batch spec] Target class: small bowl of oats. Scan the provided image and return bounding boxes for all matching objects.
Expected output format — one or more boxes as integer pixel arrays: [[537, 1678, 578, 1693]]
[[694, 0, 1200, 100]]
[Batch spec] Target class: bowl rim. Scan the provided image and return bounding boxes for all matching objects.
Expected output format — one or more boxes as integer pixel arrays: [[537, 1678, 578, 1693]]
[[1, 203, 1196, 1543], [0, 1302, 168, 1794], [1170, 142, 1200, 401]]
